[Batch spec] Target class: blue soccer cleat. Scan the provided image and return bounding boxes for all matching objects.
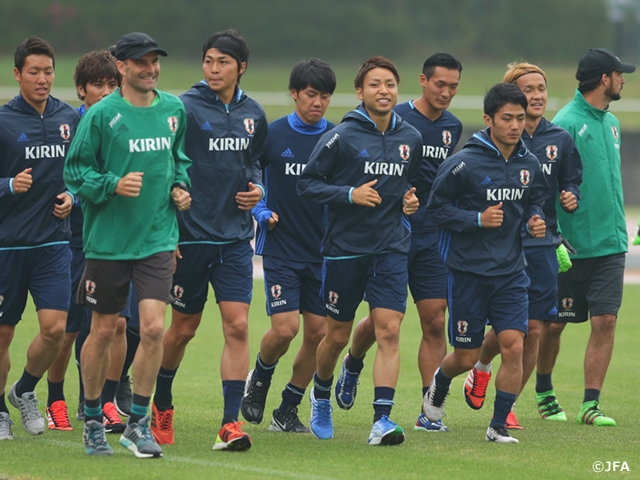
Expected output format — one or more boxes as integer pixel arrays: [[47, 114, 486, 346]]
[[368, 415, 405, 446], [414, 412, 449, 432], [335, 355, 360, 410]]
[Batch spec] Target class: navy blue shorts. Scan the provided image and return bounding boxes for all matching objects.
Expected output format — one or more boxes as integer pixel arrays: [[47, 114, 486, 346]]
[[67, 246, 90, 333], [408, 232, 448, 301], [448, 270, 529, 349], [172, 242, 253, 314], [558, 253, 625, 324], [262, 256, 324, 316], [524, 245, 559, 322], [321, 252, 408, 322], [0, 244, 72, 325]]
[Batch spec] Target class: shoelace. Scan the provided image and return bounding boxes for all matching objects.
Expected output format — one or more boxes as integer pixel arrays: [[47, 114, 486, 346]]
[[51, 405, 71, 426], [342, 370, 359, 389], [430, 385, 449, 408], [246, 379, 269, 403], [158, 410, 173, 430], [87, 424, 109, 448], [471, 371, 489, 398], [540, 396, 562, 415], [21, 393, 41, 422], [103, 404, 121, 423], [222, 421, 246, 441], [0, 415, 14, 434], [314, 401, 333, 426], [582, 404, 605, 423]]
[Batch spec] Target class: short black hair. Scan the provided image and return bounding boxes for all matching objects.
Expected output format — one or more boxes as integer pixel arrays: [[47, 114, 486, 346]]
[[484, 83, 528, 119], [288, 58, 336, 94], [578, 72, 610, 94], [354, 56, 400, 90], [14, 37, 55, 73], [422, 53, 462, 80], [202, 30, 249, 83], [74, 50, 121, 100]]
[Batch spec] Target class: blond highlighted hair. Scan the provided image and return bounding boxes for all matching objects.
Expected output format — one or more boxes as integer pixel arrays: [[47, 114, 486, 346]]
[[503, 62, 547, 85]]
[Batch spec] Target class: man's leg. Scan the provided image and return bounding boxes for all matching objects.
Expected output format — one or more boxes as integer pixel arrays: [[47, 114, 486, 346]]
[[485, 328, 524, 443], [46, 330, 78, 431], [0, 325, 15, 440], [577, 313, 617, 426], [366, 307, 406, 446], [242, 310, 299, 424], [535, 321, 568, 419], [101, 316, 127, 433], [416, 298, 447, 393]]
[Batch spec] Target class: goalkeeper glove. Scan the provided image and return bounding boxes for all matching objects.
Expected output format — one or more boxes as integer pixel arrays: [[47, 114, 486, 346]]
[[557, 243, 572, 273]]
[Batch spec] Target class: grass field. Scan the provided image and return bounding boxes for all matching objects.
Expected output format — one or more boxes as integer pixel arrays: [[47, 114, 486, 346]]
[[2, 56, 640, 130], [1, 282, 639, 479]]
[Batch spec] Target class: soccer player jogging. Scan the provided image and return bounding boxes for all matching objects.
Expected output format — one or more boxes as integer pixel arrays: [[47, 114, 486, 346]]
[[462, 63, 582, 429], [297, 56, 421, 445], [64, 32, 192, 457], [424, 83, 548, 444], [150, 30, 267, 451], [0, 37, 79, 441], [338, 53, 463, 433], [545, 49, 635, 426], [241, 59, 336, 433], [44, 50, 129, 434]]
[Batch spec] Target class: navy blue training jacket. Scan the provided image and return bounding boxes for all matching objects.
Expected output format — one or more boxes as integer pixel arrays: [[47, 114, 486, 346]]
[[253, 113, 335, 262], [428, 128, 548, 276], [521, 117, 582, 247], [394, 101, 463, 234], [0, 95, 79, 248], [297, 105, 422, 258], [178, 83, 267, 244]]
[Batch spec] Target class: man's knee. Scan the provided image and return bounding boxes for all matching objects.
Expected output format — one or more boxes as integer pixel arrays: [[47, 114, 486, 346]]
[[544, 321, 567, 337]]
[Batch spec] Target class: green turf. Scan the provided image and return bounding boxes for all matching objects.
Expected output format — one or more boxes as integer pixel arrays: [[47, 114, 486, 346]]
[[2, 56, 640, 130], [1, 282, 639, 479]]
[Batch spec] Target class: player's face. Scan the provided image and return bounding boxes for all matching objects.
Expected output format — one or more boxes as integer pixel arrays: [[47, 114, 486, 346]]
[[291, 86, 331, 125], [14, 54, 54, 111], [605, 71, 625, 102], [203, 48, 246, 98], [356, 67, 398, 117], [79, 77, 118, 108], [484, 102, 526, 151], [515, 73, 547, 120], [118, 52, 160, 94], [420, 66, 460, 112]]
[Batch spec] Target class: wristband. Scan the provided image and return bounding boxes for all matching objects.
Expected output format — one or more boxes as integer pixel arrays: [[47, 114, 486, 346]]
[[171, 182, 188, 192]]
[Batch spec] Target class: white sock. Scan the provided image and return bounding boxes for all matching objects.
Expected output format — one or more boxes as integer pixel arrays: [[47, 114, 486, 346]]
[[474, 361, 492, 373]]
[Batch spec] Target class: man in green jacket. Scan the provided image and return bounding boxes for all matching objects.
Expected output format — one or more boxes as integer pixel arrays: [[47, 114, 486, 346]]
[[64, 32, 192, 457], [540, 48, 635, 427]]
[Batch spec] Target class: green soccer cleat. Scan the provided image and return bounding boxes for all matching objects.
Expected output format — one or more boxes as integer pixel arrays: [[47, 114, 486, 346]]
[[577, 400, 616, 426], [536, 390, 567, 421]]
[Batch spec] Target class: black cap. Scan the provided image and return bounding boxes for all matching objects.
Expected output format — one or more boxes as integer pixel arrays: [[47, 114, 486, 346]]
[[114, 32, 167, 61], [576, 48, 635, 81]]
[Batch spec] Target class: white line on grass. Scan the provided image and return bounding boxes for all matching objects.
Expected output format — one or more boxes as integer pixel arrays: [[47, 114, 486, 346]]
[[23, 437, 338, 480]]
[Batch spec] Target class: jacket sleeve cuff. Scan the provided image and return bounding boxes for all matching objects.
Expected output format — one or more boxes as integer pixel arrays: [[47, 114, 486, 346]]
[[348, 187, 354, 204], [9, 178, 15, 195], [477, 212, 482, 228]]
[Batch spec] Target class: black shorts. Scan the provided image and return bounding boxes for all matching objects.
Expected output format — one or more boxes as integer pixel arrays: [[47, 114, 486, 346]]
[[557, 253, 625, 323], [78, 251, 175, 314]]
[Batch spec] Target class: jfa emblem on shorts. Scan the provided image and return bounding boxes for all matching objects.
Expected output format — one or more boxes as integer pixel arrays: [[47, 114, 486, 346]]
[[328, 291, 339, 305], [545, 145, 558, 161], [244, 118, 255, 135], [561, 297, 573, 309], [520, 169, 530, 186], [398, 144, 410, 162], [457, 321, 468, 335], [612, 126, 619, 140], [168, 116, 178, 133], [442, 130, 452, 146], [270, 284, 282, 299], [85, 280, 96, 295], [59, 124, 70, 141], [173, 285, 184, 300]]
